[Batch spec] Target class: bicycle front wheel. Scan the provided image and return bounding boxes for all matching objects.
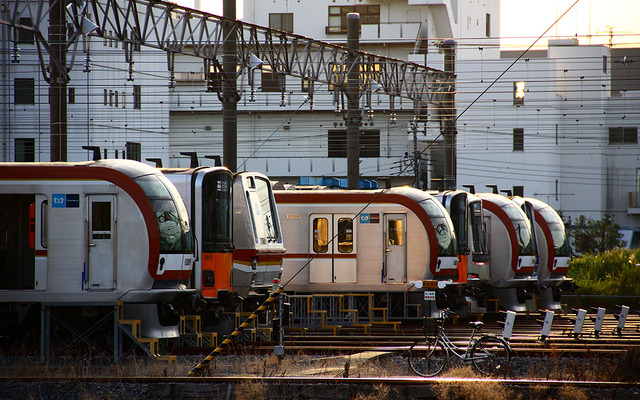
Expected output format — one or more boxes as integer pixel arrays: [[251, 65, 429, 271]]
[[408, 337, 447, 377], [470, 335, 511, 376]]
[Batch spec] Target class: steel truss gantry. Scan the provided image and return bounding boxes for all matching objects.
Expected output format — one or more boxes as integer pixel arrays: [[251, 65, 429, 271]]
[[1, 0, 453, 105]]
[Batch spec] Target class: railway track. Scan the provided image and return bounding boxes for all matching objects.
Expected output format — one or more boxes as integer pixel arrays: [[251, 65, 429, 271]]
[[196, 312, 640, 357]]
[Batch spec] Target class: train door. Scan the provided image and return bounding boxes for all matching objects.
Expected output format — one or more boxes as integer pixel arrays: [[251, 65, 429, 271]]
[[383, 213, 407, 283], [0, 194, 35, 290], [87, 195, 116, 290], [309, 214, 356, 284]]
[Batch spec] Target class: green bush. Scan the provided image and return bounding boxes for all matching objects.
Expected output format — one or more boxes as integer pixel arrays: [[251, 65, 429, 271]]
[[567, 248, 640, 296]]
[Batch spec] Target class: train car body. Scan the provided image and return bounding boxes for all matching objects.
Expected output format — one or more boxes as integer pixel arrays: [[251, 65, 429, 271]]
[[0, 160, 194, 337], [232, 172, 285, 299], [512, 197, 573, 310], [274, 187, 460, 315], [162, 167, 235, 304], [476, 193, 538, 311]]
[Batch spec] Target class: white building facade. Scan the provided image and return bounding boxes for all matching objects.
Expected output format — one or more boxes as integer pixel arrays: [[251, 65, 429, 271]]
[[2, 0, 639, 229]]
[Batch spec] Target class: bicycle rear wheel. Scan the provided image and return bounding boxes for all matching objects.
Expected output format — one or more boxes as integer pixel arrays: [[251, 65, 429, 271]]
[[470, 335, 511, 376], [408, 337, 447, 377]]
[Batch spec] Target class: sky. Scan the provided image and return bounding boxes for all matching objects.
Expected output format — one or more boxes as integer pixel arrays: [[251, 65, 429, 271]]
[[500, 0, 640, 48], [178, 0, 640, 48]]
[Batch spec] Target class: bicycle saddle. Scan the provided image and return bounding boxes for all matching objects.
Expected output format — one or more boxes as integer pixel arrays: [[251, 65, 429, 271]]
[[469, 321, 484, 329]]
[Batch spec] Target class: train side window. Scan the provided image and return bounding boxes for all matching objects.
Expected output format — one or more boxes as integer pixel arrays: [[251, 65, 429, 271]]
[[337, 218, 353, 253], [41, 200, 48, 248], [388, 219, 403, 246], [92, 202, 111, 239], [313, 218, 328, 253]]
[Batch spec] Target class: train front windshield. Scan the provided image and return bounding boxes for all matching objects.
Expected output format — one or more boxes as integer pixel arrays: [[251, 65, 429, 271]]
[[502, 203, 535, 256], [421, 198, 457, 256], [469, 200, 488, 262], [254, 177, 281, 242], [537, 206, 570, 257], [135, 174, 193, 253], [202, 172, 233, 252]]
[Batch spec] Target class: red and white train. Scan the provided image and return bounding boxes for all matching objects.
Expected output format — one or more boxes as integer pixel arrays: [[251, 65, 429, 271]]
[[512, 196, 573, 310], [0, 160, 195, 337], [274, 187, 461, 316], [476, 192, 538, 311]]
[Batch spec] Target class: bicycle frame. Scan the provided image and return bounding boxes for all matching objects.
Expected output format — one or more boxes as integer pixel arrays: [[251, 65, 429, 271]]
[[432, 325, 483, 363]]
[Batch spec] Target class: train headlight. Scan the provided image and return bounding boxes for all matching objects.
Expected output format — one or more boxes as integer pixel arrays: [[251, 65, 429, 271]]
[[251, 257, 259, 270]]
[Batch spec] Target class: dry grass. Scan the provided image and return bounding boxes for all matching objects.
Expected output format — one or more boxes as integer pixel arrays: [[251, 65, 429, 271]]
[[432, 366, 513, 400], [353, 383, 395, 400]]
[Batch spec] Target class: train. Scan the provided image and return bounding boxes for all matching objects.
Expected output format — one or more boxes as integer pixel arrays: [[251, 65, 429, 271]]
[[0, 159, 195, 338], [161, 165, 285, 324], [475, 192, 538, 312], [231, 171, 285, 300], [430, 190, 490, 312], [511, 196, 574, 310], [274, 187, 462, 318]]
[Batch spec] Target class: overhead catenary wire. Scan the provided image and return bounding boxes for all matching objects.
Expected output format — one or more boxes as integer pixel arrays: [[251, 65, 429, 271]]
[[185, 0, 592, 376]]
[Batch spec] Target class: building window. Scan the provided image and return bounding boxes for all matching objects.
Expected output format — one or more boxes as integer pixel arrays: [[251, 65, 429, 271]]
[[18, 18, 35, 44], [104, 89, 108, 105], [15, 138, 35, 162], [328, 129, 380, 158], [114, 91, 118, 108], [513, 186, 524, 197], [133, 85, 141, 109], [261, 71, 285, 92], [513, 128, 524, 151], [327, 5, 380, 34], [513, 81, 525, 106], [68, 87, 75, 104], [361, 129, 380, 157], [14, 78, 35, 104], [269, 13, 293, 33], [485, 13, 491, 37], [603, 55, 608, 73], [302, 77, 312, 93], [608, 127, 638, 144], [126, 142, 141, 161]]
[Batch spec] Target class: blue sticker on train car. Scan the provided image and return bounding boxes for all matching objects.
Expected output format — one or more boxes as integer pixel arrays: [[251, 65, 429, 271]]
[[52, 194, 79, 208], [52, 194, 66, 208], [360, 214, 370, 223], [66, 194, 79, 208]]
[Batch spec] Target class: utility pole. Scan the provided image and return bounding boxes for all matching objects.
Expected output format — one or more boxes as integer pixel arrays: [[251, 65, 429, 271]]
[[442, 39, 456, 189], [346, 13, 361, 190], [222, 0, 238, 171], [49, 0, 67, 161]]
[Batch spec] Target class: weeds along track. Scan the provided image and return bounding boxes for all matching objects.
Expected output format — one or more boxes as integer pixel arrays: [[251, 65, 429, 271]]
[[0, 374, 639, 399]]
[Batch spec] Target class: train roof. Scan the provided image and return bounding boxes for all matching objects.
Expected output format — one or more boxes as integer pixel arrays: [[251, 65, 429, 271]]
[[0, 159, 162, 180]]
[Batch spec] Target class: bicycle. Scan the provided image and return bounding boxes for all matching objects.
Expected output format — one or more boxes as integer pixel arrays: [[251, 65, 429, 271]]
[[408, 309, 511, 377]]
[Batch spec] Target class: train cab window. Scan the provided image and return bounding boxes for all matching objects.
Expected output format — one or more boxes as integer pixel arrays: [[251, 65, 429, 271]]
[[91, 202, 111, 239], [313, 218, 329, 253], [388, 219, 403, 246], [337, 218, 353, 253]]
